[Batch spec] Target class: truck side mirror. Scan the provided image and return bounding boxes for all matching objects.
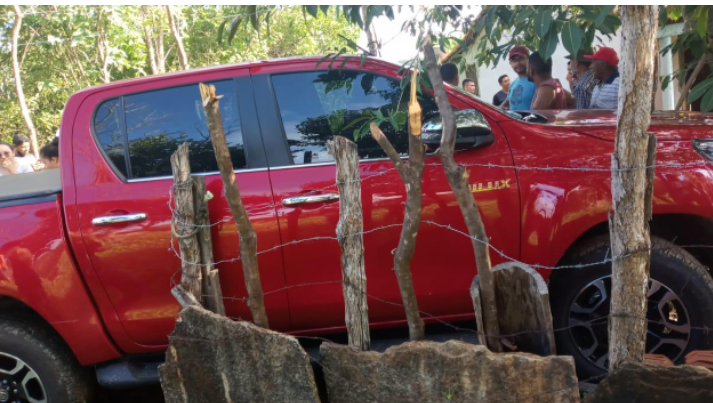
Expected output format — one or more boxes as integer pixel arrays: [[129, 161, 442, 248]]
[[421, 109, 494, 152]]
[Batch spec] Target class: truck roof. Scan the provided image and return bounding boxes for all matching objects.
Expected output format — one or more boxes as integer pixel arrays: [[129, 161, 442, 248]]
[[70, 55, 398, 97]]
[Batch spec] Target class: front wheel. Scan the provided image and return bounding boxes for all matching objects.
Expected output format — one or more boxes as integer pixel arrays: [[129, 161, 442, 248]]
[[0, 314, 93, 403], [549, 236, 713, 380]]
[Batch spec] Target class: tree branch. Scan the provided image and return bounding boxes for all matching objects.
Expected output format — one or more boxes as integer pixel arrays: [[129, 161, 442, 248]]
[[423, 39, 502, 352]]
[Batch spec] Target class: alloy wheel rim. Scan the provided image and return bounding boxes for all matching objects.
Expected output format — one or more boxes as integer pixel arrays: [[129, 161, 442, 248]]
[[0, 352, 47, 403], [567, 276, 691, 370]]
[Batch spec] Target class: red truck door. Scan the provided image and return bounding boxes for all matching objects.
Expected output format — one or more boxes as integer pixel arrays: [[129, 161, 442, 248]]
[[69, 72, 290, 350], [250, 62, 520, 332]]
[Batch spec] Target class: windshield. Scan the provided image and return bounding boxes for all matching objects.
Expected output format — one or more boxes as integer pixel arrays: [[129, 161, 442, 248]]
[[448, 83, 524, 120]]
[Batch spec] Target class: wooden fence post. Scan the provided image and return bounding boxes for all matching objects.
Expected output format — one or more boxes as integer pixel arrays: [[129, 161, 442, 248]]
[[423, 42, 502, 352], [472, 263, 556, 356], [170, 143, 203, 306], [192, 176, 226, 316], [608, 5, 658, 370], [199, 83, 269, 329], [327, 136, 371, 351], [367, 67, 426, 341]]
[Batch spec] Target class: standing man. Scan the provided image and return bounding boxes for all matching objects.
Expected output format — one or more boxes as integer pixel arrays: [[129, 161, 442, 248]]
[[440, 62, 460, 87], [462, 78, 477, 94], [586, 47, 620, 109], [567, 51, 597, 109], [12, 133, 36, 171], [501, 46, 536, 111], [492, 75, 510, 106], [528, 52, 569, 110]]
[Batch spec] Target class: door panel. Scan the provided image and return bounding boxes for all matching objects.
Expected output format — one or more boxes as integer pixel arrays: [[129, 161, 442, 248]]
[[255, 63, 520, 332], [73, 71, 289, 348]]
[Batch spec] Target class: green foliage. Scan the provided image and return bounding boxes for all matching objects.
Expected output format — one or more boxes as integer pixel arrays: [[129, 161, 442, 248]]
[[0, 5, 359, 144], [660, 5, 713, 112], [467, 5, 620, 67]]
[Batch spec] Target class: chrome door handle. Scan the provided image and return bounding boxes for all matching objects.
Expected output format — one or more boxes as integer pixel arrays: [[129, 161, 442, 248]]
[[92, 213, 147, 226], [282, 194, 339, 206]]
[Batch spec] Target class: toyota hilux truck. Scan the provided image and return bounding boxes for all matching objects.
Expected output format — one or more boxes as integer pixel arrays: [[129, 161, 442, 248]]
[[1, 56, 713, 403]]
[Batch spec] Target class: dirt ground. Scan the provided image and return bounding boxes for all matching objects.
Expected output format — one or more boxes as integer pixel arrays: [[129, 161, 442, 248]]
[[98, 385, 165, 403]]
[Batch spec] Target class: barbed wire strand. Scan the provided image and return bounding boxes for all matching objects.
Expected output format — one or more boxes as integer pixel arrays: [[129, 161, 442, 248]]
[[164, 154, 712, 400]]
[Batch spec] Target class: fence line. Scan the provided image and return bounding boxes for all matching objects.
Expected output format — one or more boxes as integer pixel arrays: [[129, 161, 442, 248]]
[[164, 153, 711, 398], [167, 158, 710, 230]]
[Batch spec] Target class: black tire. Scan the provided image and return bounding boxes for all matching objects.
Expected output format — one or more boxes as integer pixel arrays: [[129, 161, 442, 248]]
[[0, 313, 93, 403], [549, 236, 713, 381]]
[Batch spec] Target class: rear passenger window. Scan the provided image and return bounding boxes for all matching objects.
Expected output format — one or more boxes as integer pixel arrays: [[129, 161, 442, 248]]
[[94, 80, 245, 179], [94, 98, 128, 177], [271, 70, 438, 165]]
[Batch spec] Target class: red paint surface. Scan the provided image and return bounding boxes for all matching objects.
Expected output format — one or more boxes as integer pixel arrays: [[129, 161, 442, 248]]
[[0, 197, 121, 365], [2, 56, 712, 364]]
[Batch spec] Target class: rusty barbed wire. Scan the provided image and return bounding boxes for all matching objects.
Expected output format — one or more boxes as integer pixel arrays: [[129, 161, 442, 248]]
[[164, 153, 712, 387]]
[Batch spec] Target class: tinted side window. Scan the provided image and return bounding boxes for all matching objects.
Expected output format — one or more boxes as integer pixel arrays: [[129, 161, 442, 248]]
[[94, 98, 128, 177], [123, 80, 245, 178], [271, 70, 438, 165]]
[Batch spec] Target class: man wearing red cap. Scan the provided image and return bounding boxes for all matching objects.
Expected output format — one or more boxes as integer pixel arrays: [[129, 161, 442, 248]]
[[500, 45, 536, 111], [586, 47, 620, 109]]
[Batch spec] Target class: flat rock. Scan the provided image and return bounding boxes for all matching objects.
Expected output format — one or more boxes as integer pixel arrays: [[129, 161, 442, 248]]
[[321, 340, 579, 403], [159, 306, 320, 403], [584, 362, 713, 403]]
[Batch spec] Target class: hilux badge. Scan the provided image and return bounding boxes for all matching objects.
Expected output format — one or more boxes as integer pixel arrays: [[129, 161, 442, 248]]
[[469, 179, 511, 193]]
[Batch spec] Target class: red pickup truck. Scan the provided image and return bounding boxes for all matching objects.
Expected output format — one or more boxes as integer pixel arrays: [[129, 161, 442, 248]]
[[2, 56, 713, 402]]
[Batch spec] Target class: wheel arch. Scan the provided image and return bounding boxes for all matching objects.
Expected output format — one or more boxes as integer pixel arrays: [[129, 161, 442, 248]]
[[551, 213, 713, 282]]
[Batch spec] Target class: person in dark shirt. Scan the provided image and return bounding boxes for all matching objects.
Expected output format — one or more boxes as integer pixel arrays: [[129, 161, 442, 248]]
[[492, 74, 510, 106], [440, 62, 459, 86]]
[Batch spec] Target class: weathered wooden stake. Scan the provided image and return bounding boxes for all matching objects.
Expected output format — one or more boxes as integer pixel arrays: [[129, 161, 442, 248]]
[[327, 136, 371, 351], [170, 143, 203, 305], [608, 5, 658, 370], [367, 67, 425, 341], [423, 42, 502, 352], [199, 83, 269, 329], [471, 263, 556, 356], [192, 176, 226, 316]]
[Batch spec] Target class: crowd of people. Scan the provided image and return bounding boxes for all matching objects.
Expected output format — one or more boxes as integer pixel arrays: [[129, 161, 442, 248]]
[[440, 45, 620, 112], [0, 134, 59, 177]]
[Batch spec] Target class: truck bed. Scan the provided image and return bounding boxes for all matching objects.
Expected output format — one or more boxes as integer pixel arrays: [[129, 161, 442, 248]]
[[0, 169, 61, 207]]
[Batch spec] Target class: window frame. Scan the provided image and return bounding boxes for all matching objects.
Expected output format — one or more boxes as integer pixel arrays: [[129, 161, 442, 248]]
[[263, 69, 429, 168], [89, 77, 255, 182]]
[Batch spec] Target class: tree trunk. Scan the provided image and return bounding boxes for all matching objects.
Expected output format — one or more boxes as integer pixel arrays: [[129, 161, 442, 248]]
[[11, 5, 39, 159], [199, 83, 269, 329], [608, 5, 658, 371], [156, 21, 166, 74], [170, 143, 203, 305], [361, 6, 380, 57], [367, 68, 425, 341], [675, 53, 710, 111], [192, 176, 226, 316], [327, 136, 371, 351], [141, 6, 159, 75], [423, 42, 502, 352], [166, 5, 189, 70], [96, 6, 111, 83]]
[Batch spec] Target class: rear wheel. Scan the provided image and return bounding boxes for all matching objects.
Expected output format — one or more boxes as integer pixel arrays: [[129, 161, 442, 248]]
[[0, 314, 93, 403], [550, 236, 713, 380]]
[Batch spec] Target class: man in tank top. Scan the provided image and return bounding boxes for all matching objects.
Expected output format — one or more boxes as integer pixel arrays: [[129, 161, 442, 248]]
[[528, 52, 573, 110]]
